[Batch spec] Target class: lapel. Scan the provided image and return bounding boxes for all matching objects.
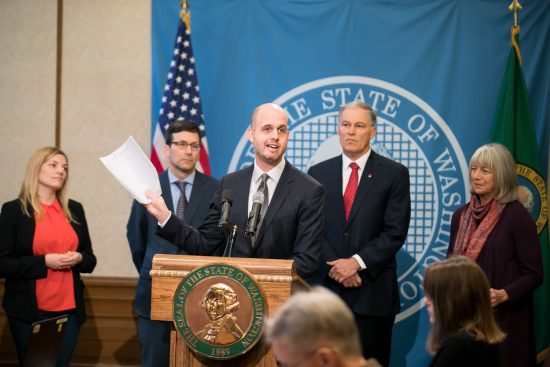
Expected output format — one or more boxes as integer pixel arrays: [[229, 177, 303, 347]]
[[160, 171, 174, 212], [68, 201, 83, 249], [21, 203, 37, 255], [236, 165, 254, 218], [327, 156, 346, 221], [251, 162, 294, 253], [237, 164, 254, 211], [234, 166, 254, 252], [186, 172, 205, 224], [345, 151, 380, 228]]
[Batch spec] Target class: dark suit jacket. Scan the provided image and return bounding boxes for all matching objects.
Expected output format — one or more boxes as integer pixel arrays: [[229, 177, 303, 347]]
[[308, 152, 410, 316], [127, 170, 218, 318], [0, 199, 96, 324], [157, 161, 324, 278]]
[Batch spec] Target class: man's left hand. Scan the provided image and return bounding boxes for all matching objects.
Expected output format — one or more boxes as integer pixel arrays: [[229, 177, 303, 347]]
[[327, 258, 360, 283], [342, 273, 362, 288]]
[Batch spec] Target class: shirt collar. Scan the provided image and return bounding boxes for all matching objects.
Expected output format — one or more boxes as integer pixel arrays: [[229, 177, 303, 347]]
[[40, 197, 61, 212], [168, 169, 196, 186], [252, 158, 286, 185], [342, 149, 371, 171]]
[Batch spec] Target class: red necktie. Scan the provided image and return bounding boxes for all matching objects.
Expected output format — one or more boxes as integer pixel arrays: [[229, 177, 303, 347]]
[[343, 162, 359, 220]]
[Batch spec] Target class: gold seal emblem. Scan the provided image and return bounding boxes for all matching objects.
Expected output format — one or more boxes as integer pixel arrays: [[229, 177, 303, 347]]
[[196, 283, 244, 344], [173, 263, 267, 359], [516, 163, 548, 233]]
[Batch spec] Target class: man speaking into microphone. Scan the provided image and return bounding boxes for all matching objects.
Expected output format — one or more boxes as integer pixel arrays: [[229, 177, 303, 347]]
[[145, 103, 324, 279]]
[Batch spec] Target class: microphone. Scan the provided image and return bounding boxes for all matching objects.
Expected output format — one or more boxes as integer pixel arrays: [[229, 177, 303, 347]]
[[245, 191, 264, 237], [218, 189, 233, 229]]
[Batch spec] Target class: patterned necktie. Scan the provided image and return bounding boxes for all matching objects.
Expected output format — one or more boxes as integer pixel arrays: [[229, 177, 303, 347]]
[[257, 173, 269, 225], [176, 181, 188, 220], [251, 173, 270, 247], [343, 163, 359, 220]]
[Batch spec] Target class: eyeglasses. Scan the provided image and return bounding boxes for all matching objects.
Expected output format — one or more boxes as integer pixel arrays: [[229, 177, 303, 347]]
[[170, 141, 200, 151]]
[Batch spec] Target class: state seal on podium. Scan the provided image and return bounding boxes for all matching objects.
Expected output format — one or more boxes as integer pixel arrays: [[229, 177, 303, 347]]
[[172, 263, 267, 360]]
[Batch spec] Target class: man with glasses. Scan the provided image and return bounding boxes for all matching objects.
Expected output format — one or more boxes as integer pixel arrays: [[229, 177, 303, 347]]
[[126, 119, 218, 367], [144, 103, 324, 279], [265, 287, 381, 367]]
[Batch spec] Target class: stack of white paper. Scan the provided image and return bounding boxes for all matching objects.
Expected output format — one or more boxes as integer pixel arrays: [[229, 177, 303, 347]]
[[100, 136, 161, 204]]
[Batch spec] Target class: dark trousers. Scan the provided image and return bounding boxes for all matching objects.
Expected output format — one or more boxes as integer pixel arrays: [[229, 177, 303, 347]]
[[354, 313, 395, 367], [8, 310, 79, 367], [138, 316, 171, 367]]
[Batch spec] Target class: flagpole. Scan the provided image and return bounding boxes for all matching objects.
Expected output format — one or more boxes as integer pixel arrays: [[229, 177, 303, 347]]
[[181, 0, 191, 30], [508, 0, 523, 64], [491, 1, 550, 364]]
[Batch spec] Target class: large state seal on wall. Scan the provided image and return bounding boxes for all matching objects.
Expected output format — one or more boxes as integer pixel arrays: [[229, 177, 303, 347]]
[[229, 76, 470, 322], [172, 263, 267, 360]]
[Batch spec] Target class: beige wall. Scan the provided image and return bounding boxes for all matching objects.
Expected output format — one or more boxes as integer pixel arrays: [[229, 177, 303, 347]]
[[0, 0, 150, 277], [0, 0, 58, 186]]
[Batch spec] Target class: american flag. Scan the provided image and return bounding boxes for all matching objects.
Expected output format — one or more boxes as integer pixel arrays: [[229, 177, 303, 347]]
[[151, 8, 211, 175]]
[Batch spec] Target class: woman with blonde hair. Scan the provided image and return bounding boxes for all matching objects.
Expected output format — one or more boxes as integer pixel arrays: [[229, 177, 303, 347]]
[[424, 256, 504, 367], [0, 147, 96, 366], [447, 143, 542, 367]]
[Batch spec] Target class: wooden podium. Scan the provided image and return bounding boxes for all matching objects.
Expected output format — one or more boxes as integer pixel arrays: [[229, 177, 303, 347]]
[[150, 254, 309, 367]]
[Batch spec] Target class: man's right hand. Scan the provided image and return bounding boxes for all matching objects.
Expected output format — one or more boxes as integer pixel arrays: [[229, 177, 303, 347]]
[[144, 191, 171, 225]]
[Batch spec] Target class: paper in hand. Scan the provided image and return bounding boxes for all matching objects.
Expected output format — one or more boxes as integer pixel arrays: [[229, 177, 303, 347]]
[[100, 136, 161, 204]]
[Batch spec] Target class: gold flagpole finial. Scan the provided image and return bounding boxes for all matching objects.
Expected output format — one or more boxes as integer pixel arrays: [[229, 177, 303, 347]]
[[180, 0, 191, 31], [508, 0, 523, 64], [508, 0, 522, 28]]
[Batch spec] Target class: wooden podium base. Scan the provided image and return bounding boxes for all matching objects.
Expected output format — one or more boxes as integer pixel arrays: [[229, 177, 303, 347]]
[[170, 329, 274, 367], [151, 254, 308, 367]]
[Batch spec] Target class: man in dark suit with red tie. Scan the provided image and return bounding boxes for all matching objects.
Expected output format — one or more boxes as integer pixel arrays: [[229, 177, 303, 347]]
[[308, 101, 411, 367]]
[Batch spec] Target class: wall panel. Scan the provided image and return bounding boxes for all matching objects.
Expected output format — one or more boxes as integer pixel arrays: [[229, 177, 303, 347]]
[[0, 0, 57, 206]]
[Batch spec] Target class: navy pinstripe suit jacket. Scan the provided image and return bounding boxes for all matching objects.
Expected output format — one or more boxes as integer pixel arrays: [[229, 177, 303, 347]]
[[127, 170, 218, 318], [158, 161, 324, 279]]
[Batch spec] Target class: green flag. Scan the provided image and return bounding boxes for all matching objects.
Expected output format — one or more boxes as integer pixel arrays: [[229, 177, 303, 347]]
[[491, 27, 550, 363]]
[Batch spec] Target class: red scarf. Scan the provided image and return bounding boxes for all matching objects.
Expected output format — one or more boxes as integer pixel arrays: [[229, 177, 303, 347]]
[[453, 195, 505, 260]]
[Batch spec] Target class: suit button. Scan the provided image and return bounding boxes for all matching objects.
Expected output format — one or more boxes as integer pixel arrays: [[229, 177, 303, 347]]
[[343, 232, 349, 237]]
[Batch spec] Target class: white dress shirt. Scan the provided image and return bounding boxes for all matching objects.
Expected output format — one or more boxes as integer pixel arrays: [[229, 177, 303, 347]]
[[342, 150, 372, 270], [247, 159, 286, 214]]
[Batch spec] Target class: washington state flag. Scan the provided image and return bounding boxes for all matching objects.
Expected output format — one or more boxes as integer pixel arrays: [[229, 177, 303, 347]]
[[491, 27, 550, 363]]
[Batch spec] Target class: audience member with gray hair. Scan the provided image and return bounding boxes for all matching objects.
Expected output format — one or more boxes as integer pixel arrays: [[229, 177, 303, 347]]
[[265, 287, 380, 367]]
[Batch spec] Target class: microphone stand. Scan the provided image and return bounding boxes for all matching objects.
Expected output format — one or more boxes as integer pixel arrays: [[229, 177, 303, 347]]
[[222, 225, 238, 257]]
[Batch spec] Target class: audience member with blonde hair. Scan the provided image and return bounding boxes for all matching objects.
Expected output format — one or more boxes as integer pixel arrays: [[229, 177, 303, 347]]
[[0, 147, 96, 366], [265, 287, 380, 367], [424, 256, 504, 367], [447, 143, 542, 367]]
